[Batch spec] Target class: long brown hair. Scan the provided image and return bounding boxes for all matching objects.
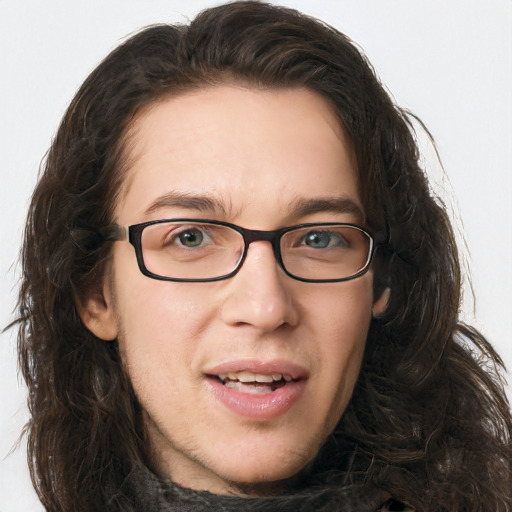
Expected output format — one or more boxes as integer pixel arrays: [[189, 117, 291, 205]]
[[17, 2, 511, 510]]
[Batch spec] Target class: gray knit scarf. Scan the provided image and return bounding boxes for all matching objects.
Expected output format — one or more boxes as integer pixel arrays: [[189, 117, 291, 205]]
[[115, 463, 414, 511]]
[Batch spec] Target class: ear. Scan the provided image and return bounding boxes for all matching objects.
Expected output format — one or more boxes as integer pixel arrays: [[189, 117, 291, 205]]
[[372, 287, 390, 318], [76, 279, 118, 341]]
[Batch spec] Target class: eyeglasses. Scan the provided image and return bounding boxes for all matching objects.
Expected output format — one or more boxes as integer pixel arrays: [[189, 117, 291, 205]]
[[101, 219, 387, 283]]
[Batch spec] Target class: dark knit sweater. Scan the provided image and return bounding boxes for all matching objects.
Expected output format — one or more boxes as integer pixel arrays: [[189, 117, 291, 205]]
[[116, 464, 414, 511]]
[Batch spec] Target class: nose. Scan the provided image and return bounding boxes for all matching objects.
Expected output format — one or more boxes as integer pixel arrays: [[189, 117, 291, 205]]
[[221, 241, 299, 332]]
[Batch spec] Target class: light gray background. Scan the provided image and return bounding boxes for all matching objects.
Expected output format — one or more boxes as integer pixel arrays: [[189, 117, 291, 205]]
[[1, 1, 510, 510]]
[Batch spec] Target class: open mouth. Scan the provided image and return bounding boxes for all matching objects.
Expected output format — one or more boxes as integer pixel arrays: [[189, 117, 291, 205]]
[[209, 371, 298, 394], [204, 365, 308, 418]]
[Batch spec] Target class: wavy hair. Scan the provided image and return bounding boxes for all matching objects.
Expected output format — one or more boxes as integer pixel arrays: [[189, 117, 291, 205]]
[[17, 2, 511, 510]]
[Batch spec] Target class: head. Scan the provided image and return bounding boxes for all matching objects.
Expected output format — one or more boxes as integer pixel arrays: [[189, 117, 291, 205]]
[[19, 1, 485, 509]]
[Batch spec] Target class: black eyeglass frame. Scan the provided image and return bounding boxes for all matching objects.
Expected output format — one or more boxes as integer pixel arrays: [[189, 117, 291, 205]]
[[101, 219, 388, 283]]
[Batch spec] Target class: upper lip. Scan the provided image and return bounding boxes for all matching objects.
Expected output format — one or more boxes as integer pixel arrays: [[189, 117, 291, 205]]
[[204, 359, 309, 381]]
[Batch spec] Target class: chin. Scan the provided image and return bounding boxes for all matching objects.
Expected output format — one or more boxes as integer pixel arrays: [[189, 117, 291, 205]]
[[204, 437, 320, 495]]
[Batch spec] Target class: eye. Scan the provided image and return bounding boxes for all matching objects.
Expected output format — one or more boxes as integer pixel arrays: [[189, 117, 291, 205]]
[[303, 230, 346, 249], [177, 228, 205, 248], [160, 225, 214, 250]]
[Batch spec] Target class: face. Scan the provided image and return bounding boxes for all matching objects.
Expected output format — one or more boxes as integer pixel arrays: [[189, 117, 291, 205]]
[[82, 85, 387, 495]]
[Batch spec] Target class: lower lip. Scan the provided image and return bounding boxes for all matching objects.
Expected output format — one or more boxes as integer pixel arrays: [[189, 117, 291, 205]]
[[205, 377, 306, 420]]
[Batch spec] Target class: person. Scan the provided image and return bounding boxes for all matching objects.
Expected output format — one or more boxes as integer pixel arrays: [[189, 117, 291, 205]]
[[15, 1, 511, 510]]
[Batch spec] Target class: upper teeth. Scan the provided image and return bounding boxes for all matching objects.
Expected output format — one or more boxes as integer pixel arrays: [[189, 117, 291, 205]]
[[218, 371, 292, 383]]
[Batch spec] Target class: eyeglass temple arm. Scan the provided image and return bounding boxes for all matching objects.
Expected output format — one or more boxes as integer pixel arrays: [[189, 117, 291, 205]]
[[99, 225, 129, 242], [69, 224, 127, 252]]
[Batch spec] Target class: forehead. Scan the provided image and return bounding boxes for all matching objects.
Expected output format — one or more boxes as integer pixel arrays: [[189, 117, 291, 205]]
[[117, 85, 361, 225]]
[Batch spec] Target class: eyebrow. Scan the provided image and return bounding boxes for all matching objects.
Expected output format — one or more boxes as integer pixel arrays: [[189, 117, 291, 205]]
[[288, 196, 365, 223], [144, 191, 364, 223], [144, 191, 229, 216]]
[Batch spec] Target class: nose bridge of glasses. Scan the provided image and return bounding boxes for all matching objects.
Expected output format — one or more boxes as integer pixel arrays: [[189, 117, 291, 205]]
[[242, 228, 283, 261]]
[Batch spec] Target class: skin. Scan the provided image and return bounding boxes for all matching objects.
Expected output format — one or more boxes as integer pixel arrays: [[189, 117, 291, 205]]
[[81, 85, 388, 496]]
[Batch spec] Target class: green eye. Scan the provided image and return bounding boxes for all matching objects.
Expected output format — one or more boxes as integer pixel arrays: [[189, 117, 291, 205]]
[[304, 231, 332, 248], [178, 229, 204, 247]]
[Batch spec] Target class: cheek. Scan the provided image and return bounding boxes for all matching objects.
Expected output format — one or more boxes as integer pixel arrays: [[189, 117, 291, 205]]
[[111, 259, 217, 393], [113, 242, 215, 343], [305, 278, 373, 428], [114, 287, 211, 428], [306, 275, 374, 347]]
